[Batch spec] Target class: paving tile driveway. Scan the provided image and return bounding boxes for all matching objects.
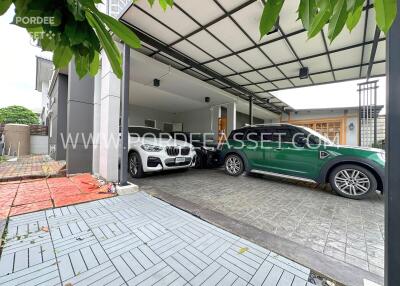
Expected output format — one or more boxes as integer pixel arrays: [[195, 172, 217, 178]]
[[0, 192, 315, 286], [136, 169, 385, 278]]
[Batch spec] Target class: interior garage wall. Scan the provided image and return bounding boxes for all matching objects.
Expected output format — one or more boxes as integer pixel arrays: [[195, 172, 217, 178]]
[[236, 111, 264, 128], [175, 108, 212, 133], [128, 104, 176, 130]]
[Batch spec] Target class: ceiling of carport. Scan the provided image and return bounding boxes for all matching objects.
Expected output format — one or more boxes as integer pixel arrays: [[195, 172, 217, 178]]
[[129, 50, 279, 120], [119, 0, 386, 115]]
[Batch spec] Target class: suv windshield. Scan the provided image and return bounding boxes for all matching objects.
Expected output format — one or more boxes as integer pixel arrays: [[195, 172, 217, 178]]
[[128, 127, 171, 139], [301, 127, 333, 145]]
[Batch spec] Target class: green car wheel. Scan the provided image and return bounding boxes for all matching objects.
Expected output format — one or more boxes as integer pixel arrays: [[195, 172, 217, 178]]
[[329, 164, 377, 199]]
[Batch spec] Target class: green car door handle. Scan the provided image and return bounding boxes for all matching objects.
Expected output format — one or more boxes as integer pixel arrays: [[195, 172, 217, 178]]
[[274, 148, 282, 151]]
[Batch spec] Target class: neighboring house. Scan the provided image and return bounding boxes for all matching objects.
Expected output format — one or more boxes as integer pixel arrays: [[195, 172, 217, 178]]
[[35, 56, 53, 125], [281, 106, 384, 146]]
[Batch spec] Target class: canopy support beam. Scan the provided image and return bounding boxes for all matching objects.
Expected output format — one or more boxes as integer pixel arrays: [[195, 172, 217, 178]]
[[366, 26, 381, 80], [385, 2, 400, 284], [119, 43, 130, 186]]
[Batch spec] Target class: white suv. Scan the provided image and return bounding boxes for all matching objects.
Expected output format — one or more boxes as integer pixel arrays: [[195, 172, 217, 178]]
[[127, 126, 196, 178]]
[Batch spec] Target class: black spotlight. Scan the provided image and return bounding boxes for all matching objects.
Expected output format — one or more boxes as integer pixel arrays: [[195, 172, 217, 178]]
[[205, 97, 210, 103], [299, 67, 309, 79], [153, 79, 160, 87]]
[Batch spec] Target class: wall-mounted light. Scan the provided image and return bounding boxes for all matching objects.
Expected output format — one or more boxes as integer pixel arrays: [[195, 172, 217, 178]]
[[349, 122, 355, 131]]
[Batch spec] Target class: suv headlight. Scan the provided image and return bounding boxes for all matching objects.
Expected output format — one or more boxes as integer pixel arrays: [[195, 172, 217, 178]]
[[141, 144, 163, 152], [378, 152, 385, 161]]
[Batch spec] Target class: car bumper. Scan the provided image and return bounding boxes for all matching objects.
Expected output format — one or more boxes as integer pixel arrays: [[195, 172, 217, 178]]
[[141, 151, 196, 172]]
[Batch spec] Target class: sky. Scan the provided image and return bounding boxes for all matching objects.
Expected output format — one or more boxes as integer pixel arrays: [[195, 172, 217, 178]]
[[0, 7, 386, 114], [0, 8, 45, 113], [272, 76, 386, 113]]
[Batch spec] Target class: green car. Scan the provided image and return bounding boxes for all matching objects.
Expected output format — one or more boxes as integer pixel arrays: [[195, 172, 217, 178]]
[[221, 123, 385, 199]]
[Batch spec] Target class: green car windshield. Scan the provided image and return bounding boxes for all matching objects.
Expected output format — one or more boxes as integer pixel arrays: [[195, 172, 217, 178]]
[[302, 127, 334, 146]]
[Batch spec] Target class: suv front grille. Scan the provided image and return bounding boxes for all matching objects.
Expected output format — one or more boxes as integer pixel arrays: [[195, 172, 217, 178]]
[[166, 146, 179, 156]]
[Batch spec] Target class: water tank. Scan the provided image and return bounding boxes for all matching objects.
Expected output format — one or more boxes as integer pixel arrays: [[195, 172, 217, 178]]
[[3, 124, 30, 156]]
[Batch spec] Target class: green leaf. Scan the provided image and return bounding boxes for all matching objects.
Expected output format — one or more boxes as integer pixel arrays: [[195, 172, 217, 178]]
[[75, 53, 90, 78], [89, 51, 100, 77], [85, 11, 122, 78], [165, 0, 174, 7], [51, 10, 62, 27], [298, 0, 317, 30], [53, 44, 73, 68], [0, 0, 12, 16], [159, 0, 168, 11], [375, 0, 397, 34], [259, 0, 284, 39], [147, 0, 155, 7], [67, 0, 85, 21], [346, 0, 363, 31], [93, 10, 141, 48], [308, 0, 333, 38], [328, 0, 348, 42]]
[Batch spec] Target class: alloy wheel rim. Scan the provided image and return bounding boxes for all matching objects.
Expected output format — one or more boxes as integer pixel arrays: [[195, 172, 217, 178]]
[[334, 169, 371, 196], [226, 156, 241, 175], [130, 155, 139, 175]]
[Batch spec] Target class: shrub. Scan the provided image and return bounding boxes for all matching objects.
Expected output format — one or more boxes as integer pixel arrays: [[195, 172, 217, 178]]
[[0, 105, 39, 125]]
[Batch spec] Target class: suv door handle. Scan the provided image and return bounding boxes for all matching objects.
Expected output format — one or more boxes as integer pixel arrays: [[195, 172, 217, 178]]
[[274, 148, 282, 151]]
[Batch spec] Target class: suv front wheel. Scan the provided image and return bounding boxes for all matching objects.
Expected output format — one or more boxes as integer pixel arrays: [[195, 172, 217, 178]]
[[329, 164, 377, 199], [129, 152, 144, 178], [224, 154, 244, 176]]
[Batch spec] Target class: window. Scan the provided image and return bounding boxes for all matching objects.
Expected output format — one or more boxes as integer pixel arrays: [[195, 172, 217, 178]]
[[229, 129, 247, 140], [259, 127, 274, 141], [144, 119, 156, 128], [271, 127, 296, 142], [295, 120, 343, 144], [246, 129, 261, 141], [128, 127, 170, 139]]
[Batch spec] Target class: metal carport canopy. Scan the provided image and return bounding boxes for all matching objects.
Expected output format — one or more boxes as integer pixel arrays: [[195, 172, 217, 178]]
[[118, 0, 386, 115]]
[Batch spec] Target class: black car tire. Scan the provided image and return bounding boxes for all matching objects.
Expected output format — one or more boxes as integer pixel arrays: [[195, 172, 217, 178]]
[[193, 151, 204, 169], [329, 164, 377, 199], [224, 154, 244, 176], [128, 152, 144, 178]]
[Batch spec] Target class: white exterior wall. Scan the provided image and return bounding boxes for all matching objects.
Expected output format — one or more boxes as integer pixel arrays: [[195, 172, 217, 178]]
[[40, 82, 49, 125], [92, 71, 102, 175], [98, 50, 121, 182], [346, 117, 359, 146], [30, 135, 48, 155]]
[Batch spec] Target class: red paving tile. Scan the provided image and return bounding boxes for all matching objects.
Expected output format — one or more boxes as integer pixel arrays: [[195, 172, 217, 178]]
[[0, 207, 11, 219], [14, 192, 51, 206], [0, 173, 115, 218], [47, 177, 75, 188], [50, 186, 82, 199], [9, 200, 53, 216], [53, 193, 114, 208]]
